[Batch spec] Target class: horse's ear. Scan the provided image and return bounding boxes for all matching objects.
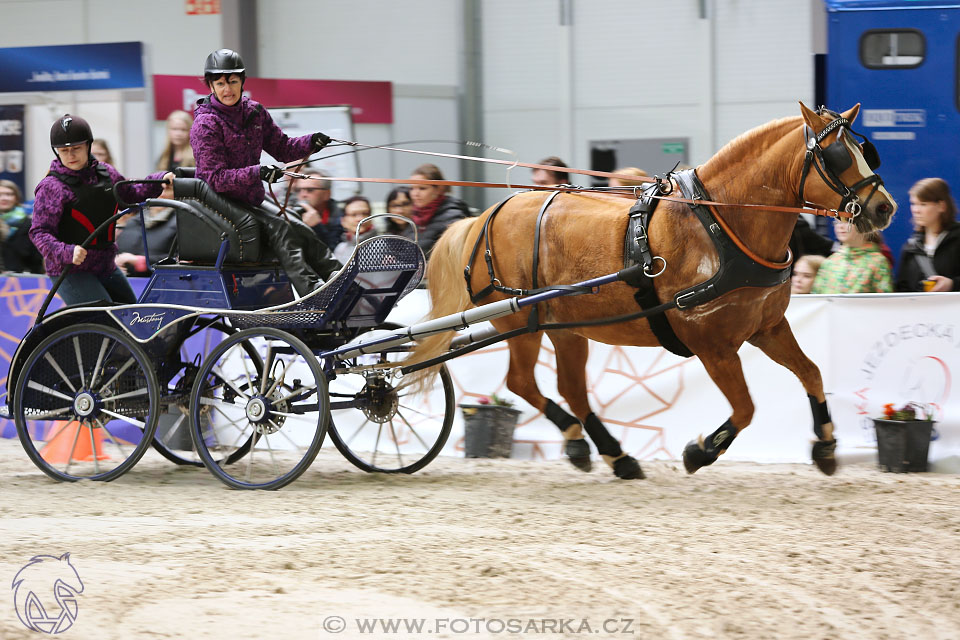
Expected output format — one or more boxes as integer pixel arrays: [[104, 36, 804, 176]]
[[841, 103, 861, 125], [799, 101, 823, 130]]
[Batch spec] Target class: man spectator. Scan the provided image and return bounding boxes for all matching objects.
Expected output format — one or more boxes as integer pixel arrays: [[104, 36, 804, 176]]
[[531, 156, 571, 187], [292, 168, 343, 248]]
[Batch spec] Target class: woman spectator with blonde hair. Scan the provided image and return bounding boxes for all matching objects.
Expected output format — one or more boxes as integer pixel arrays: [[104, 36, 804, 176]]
[[608, 167, 648, 188], [896, 177, 960, 292], [408, 163, 470, 255], [811, 221, 893, 294], [156, 110, 195, 172]]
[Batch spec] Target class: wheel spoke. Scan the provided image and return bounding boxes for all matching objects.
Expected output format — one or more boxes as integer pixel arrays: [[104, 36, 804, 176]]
[[27, 380, 74, 402], [389, 420, 404, 467], [72, 337, 86, 389], [276, 383, 317, 404], [90, 337, 110, 390], [43, 353, 77, 393], [95, 417, 129, 459], [260, 344, 273, 395], [88, 420, 101, 475], [211, 366, 250, 401], [61, 419, 83, 473], [397, 408, 433, 451], [263, 357, 293, 398], [101, 387, 149, 403], [100, 408, 146, 430], [343, 417, 373, 447], [260, 429, 281, 478], [97, 357, 135, 394]]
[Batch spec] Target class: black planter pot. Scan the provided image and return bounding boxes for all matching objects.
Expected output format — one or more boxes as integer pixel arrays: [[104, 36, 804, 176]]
[[460, 404, 521, 458], [873, 419, 935, 473]]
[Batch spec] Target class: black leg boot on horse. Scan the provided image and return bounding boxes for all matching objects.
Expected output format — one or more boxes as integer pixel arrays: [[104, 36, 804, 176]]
[[543, 399, 592, 472], [682, 419, 738, 473]]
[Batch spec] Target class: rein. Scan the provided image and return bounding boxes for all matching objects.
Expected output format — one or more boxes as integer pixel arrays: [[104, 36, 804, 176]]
[[281, 169, 857, 222]]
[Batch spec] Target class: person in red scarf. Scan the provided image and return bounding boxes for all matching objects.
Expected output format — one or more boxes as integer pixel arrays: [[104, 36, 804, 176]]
[[408, 163, 470, 255]]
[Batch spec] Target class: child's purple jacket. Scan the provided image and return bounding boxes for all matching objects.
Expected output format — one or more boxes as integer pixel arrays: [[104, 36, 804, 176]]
[[190, 95, 315, 206], [30, 159, 164, 277]]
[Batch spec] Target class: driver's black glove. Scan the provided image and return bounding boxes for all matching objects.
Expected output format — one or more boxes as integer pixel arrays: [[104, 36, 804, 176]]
[[312, 131, 331, 151], [260, 164, 284, 183]]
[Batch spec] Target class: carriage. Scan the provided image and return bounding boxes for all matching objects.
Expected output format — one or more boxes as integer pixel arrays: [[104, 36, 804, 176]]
[[4, 171, 456, 489], [4, 103, 897, 489]]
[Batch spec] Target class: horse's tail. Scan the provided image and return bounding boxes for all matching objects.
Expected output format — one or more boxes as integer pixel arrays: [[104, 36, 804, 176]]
[[404, 216, 479, 393]]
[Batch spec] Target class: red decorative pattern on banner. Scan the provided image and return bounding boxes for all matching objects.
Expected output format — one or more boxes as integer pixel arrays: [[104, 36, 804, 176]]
[[185, 0, 220, 15], [152, 75, 393, 124]]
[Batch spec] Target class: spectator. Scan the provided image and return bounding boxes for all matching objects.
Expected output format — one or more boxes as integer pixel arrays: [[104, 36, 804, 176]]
[[896, 177, 960, 292], [811, 221, 893, 294], [0, 180, 43, 273], [333, 195, 377, 264], [114, 206, 179, 276], [187, 48, 340, 296], [30, 114, 165, 305], [291, 168, 343, 248], [90, 139, 115, 166], [531, 156, 570, 187], [791, 254, 825, 294], [608, 167, 648, 188], [790, 215, 834, 265], [383, 186, 415, 238], [409, 163, 470, 256], [155, 110, 196, 172]]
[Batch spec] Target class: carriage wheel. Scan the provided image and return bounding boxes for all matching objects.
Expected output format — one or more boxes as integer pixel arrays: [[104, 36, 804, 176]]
[[325, 323, 454, 473], [189, 327, 328, 490], [13, 324, 160, 482], [153, 321, 260, 467]]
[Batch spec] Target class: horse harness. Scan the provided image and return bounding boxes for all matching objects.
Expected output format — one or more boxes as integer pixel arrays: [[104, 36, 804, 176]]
[[463, 168, 792, 356]]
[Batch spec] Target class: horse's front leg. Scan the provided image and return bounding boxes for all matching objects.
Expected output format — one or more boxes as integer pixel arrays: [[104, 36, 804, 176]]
[[682, 349, 753, 473], [748, 317, 837, 475]]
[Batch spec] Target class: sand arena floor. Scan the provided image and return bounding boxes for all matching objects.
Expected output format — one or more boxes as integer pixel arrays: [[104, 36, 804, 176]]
[[1, 438, 959, 639]]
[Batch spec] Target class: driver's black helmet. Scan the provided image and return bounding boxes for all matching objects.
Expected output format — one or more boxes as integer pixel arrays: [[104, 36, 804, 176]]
[[203, 48, 246, 85], [50, 114, 93, 155]]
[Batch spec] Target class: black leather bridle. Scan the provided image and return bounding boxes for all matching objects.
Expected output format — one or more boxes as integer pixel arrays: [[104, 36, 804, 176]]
[[798, 111, 883, 220]]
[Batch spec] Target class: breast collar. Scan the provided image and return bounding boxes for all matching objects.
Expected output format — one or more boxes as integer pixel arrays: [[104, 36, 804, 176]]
[[627, 168, 792, 310]]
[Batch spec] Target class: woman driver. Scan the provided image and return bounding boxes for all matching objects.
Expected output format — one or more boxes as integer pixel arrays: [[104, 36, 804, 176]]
[[183, 48, 341, 296]]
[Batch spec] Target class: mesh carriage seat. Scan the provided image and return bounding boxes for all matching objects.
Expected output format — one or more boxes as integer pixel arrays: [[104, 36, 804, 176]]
[[224, 234, 426, 330], [171, 177, 269, 264]]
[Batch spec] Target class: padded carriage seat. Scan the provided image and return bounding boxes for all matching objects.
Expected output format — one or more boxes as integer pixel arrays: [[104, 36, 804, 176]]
[[171, 178, 269, 264]]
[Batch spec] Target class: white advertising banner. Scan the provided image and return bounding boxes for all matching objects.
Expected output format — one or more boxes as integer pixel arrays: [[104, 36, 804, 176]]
[[387, 292, 959, 467]]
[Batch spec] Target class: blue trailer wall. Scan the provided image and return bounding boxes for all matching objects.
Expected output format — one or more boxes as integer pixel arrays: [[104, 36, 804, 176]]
[[825, 0, 960, 267]]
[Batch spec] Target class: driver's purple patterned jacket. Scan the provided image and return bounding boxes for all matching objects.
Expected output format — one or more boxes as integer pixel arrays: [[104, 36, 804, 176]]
[[30, 159, 164, 277], [190, 94, 315, 206]]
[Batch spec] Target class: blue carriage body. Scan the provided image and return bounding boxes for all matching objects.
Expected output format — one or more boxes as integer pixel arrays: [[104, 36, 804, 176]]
[[824, 0, 960, 266]]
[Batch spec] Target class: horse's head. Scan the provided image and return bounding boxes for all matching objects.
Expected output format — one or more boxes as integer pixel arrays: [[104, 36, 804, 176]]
[[797, 102, 897, 233]]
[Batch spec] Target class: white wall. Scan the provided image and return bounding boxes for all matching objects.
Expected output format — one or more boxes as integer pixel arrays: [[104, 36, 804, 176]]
[[0, 0, 818, 209]]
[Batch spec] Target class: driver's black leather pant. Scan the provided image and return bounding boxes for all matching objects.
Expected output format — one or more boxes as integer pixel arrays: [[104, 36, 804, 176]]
[[251, 210, 342, 297]]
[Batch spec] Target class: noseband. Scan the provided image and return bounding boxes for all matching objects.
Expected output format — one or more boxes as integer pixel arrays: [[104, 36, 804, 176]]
[[798, 113, 883, 219]]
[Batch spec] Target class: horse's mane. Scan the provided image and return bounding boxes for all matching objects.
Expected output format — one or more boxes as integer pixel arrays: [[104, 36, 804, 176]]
[[707, 115, 802, 171]]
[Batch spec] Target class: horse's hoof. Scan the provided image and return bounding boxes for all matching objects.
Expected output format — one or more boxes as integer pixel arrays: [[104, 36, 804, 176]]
[[812, 439, 838, 476], [565, 438, 592, 472], [682, 438, 715, 474], [613, 455, 644, 480]]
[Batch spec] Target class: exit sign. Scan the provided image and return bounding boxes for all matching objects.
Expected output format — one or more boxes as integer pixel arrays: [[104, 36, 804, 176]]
[[661, 142, 685, 154]]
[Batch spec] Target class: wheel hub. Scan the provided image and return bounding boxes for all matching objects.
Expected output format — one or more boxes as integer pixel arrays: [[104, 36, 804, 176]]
[[246, 397, 268, 423], [360, 379, 398, 424], [73, 392, 97, 418]]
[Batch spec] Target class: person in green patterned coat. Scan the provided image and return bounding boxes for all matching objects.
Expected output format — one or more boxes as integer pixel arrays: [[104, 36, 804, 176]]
[[811, 221, 893, 294]]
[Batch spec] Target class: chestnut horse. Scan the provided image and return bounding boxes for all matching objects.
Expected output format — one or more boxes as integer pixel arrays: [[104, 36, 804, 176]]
[[408, 103, 896, 478]]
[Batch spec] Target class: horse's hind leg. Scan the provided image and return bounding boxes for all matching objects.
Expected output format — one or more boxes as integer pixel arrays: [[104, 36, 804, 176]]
[[682, 349, 753, 474], [546, 331, 644, 480], [748, 317, 837, 475], [504, 332, 592, 472]]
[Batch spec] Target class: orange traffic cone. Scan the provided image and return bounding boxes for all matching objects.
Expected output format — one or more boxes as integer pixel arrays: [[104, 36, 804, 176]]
[[40, 420, 110, 464]]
